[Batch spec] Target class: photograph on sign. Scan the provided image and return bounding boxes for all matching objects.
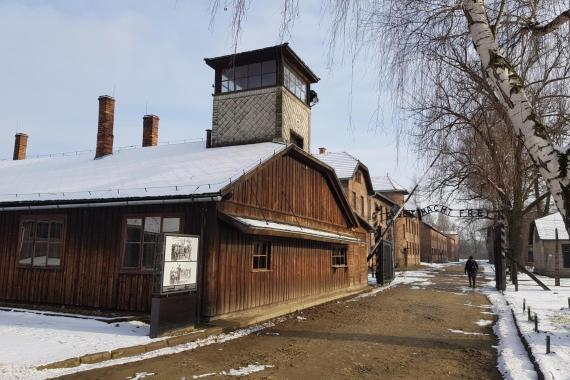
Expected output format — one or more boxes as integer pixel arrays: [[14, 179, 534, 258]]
[[163, 261, 197, 290], [164, 235, 199, 262]]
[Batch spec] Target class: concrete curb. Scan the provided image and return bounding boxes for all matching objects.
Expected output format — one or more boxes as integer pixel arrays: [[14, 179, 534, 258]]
[[507, 304, 546, 380], [36, 328, 222, 371]]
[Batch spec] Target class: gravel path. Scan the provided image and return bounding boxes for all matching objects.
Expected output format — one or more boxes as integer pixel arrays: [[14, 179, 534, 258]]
[[61, 263, 501, 379]]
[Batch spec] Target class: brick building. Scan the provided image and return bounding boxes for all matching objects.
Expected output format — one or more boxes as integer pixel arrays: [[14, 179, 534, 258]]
[[420, 221, 449, 263], [372, 176, 420, 267]]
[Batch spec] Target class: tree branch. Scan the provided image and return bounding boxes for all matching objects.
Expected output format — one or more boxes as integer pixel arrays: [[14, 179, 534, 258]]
[[522, 9, 570, 37]]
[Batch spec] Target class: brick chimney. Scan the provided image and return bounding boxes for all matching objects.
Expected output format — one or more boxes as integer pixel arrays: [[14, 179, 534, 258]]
[[95, 95, 115, 158], [318, 147, 326, 155], [142, 115, 159, 147], [13, 133, 28, 160]]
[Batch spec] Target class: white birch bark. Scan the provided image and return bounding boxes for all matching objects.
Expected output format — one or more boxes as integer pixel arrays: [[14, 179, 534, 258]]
[[462, 0, 570, 230]]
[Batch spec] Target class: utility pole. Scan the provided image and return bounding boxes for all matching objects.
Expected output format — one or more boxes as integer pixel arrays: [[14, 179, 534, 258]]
[[555, 228, 561, 286]]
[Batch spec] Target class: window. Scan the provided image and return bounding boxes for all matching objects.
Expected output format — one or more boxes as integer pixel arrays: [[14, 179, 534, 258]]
[[290, 131, 304, 149], [284, 64, 307, 102], [18, 216, 65, 268], [360, 196, 365, 218], [221, 60, 277, 93], [332, 246, 347, 267], [253, 241, 271, 270], [563, 244, 570, 268], [123, 216, 181, 270], [355, 171, 362, 183], [352, 192, 357, 210]]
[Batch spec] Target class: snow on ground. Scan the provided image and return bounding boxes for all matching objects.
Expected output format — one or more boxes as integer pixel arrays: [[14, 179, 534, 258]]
[[190, 364, 274, 378], [0, 309, 154, 369], [482, 265, 570, 380], [484, 285, 538, 380], [448, 329, 489, 336], [127, 372, 155, 380], [1, 316, 284, 380]]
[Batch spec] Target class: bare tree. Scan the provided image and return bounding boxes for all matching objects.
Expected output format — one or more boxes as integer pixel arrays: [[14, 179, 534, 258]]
[[211, 0, 570, 233]]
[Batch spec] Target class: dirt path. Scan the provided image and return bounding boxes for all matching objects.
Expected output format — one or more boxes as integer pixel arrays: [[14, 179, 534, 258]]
[[60, 264, 501, 379]]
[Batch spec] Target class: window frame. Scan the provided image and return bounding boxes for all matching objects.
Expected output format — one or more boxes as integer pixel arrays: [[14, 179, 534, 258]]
[[331, 246, 348, 268], [562, 244, 570, 268], [283, 64, 308, 103], [120, 213, 184, 273], [220, 60, 278, 94], [17, 215, 66, 270], [252, 240, 272, 271]]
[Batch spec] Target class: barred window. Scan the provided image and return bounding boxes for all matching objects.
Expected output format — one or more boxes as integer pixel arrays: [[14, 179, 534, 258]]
[[253, 241, 271, 270], [18, 217, 65, 268], [332, 246, 347, 267]]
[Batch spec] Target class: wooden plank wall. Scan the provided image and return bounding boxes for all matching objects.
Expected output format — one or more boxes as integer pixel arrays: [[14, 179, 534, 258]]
[[228, 153, 349, 230], [207, 222, 367, 317], [0, 203, 208, 312]]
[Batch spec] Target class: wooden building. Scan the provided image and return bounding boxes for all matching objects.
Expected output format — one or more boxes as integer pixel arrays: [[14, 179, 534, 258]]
[[530, 212, 570, 277], [0, 44, 369, 319], [420, 221, 449, 263], [314, 149, 392, 277], [372, 176, 420, 267]]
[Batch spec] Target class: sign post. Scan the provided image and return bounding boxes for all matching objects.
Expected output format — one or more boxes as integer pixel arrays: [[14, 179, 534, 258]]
[[150, 234, 200, 338]]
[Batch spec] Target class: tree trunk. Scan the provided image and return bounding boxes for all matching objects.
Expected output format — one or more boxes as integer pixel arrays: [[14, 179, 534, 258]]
[[463, 0, 570, 232], [507, 210, 523, 283]]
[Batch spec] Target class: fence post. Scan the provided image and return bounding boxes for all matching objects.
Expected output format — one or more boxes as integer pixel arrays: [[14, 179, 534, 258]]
[[528, 306, 531, 321], [546, 335, 551, 354], [534, 314, 538, 332], [555, 229, 561, 286], [523, 298, 525, 312]]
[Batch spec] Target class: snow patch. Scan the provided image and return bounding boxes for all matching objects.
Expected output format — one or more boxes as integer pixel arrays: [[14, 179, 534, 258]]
[[127, 372, 155, 380], [475, 319, 493, 327], [223, 364, 274, 376], [448, 329, 489, 336]]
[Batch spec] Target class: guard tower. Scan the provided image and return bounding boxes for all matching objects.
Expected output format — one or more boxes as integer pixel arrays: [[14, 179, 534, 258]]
[[205, 43, 319, 152]]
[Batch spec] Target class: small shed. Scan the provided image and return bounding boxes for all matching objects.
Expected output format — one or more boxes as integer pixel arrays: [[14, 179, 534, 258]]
[[531, 212, 570, 277]]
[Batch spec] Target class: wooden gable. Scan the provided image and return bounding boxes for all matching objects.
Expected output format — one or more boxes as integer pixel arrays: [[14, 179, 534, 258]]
[[218, 146, 358, 233]]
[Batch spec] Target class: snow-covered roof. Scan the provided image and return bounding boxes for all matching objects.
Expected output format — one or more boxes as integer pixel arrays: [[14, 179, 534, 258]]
[[534, 212, 569, 240], [371, 175, 408, 193], [0, 141, 286, 205], [314, 151, 359, 179]]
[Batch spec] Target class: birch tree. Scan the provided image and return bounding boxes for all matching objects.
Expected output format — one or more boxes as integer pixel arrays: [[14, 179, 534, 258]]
[[213, 0, 570, 233]]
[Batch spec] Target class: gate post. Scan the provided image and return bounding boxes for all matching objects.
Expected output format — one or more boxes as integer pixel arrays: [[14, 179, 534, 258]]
[[494, 220, 507, 291]]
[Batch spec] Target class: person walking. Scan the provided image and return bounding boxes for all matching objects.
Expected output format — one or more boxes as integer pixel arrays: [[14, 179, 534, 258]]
[[465, 256, 479, 288]]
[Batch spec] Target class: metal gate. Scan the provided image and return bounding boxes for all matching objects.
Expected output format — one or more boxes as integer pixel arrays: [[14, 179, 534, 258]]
[[375, 240, 394, 285]]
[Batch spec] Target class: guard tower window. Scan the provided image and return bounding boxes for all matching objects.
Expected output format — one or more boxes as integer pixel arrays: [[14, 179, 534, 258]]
[[284, 64, 307, 102], [221, 60, 277, 93]]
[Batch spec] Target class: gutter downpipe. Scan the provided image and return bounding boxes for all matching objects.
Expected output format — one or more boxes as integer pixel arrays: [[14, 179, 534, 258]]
[[0, 196, 222, 211]]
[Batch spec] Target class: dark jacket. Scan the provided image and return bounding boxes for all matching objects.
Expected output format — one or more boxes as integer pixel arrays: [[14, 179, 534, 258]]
[[465, 259, 479, 274]]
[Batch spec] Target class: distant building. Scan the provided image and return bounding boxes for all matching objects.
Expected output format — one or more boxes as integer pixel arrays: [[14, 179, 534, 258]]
[[315, 150, 396, 281], [530, 212, 570, 277], [420, 221, 449, 263], [445, 233, 460, 262]]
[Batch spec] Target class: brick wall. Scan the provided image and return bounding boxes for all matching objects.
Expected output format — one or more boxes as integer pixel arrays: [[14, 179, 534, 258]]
[[280, 88, 310, 151]]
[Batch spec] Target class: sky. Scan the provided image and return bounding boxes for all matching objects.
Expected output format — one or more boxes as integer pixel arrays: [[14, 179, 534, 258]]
[[0, 0, 422, 188]]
